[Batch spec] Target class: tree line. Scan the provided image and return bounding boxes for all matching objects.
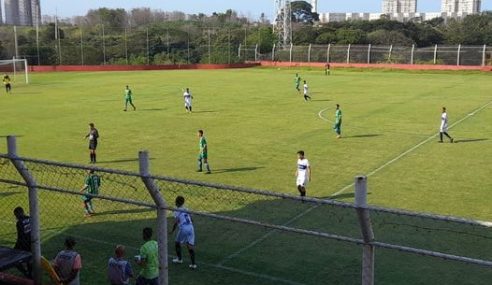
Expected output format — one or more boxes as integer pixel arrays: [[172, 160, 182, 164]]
[[0, 1, 491, 65]]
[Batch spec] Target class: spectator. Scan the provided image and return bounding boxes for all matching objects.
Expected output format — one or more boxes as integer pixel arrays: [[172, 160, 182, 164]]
[[135, 228, 159, 285], [53, 237, 82, 285], [108, 245, 134, 285], [13, 206, 32, 277]]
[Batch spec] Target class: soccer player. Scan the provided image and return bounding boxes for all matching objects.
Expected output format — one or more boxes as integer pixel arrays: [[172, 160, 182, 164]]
[[171, 196, 197, 269], [53, 237, 82, 285], [3, 74, 12, 93], [334, 104, 342, 138], [13, 207, 32, 277], [325, 63, 331, 76], [80, 169, 101, 217], [85, 123, 99, 164], [439, 107, 454, 143], [183, 88, 193, 113], [303, 80, 311, 101], [295, 73, 301, 92], [197, 130, 211, 174], [295, 150, 311, 198], [124, 85, 136, 111], [136, 228, 159, 285], [108, 245, 134, 285]]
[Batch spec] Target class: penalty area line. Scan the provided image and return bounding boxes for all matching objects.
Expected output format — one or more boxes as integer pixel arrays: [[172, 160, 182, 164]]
[[330, 99, 492, 197]]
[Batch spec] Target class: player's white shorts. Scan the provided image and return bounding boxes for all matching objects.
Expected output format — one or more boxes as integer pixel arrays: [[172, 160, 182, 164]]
[[440, 124, 448, 133], [184, 98, 192, 107], [296, 176, 308, 187], [176, 225, 195, 246]]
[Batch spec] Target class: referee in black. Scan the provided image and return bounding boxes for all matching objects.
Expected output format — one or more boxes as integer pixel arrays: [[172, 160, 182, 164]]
[[85, 123, 99, 164]]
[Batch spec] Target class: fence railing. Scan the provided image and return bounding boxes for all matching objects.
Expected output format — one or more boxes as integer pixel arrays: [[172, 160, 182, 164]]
[[259, 43, 491, 66], [1, 135, 491, 285], [1, 25, 492, 67]]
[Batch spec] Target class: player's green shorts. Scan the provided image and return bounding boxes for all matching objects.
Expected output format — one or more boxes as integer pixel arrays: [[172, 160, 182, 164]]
[[81, 194, 92, 202], [125, 98, 133, 104], [198, 152, 208, 160]]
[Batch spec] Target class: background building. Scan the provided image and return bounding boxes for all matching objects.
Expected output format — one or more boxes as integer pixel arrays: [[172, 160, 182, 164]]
[[382, 0, 418, 14], [441, 0, 481, 14], [4, 0, 41, 26]]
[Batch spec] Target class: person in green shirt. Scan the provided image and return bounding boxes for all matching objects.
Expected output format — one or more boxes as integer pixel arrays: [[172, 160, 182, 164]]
[[136, 227, 159, 285], [197, 130, 211, 174], [124, 85, 136, 111], [295, 73, 301, 92], [334, 104, 342, 139], [79, 170, 101, 217]]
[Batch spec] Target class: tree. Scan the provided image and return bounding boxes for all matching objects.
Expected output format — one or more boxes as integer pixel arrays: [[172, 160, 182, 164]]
[[291, 1, 319, 24], [367, 30, 414, 45], [335, 28, 366, 44]]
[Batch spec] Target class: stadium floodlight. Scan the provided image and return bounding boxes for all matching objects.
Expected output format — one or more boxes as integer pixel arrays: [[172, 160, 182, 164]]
[[0, 58, 29, 84]]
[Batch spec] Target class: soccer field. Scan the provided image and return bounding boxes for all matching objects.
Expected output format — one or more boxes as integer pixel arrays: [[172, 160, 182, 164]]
[[1, 68, 491, 284]]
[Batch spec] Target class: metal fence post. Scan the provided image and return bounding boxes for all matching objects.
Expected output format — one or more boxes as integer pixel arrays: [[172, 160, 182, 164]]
[[289, 43, 293, 63], [272, 43, 276, 62], [388, 45, 393, 62], [139, 151, 168, 285], [367, 44, 371, 64], [457, 44, 461, 66], [255, 44, 259, 62], [354, 176, 374, 285], [433, 44, 438, 65], [238, 43, 242, 59], [308, 44, 312, 62], [482, 45, 487, 66], [410, 44, 415, 64], [102, 24, 106, 65], [347, 44, 351, 64], [327, 44, 331, 63], [7, 136, 41, 285]]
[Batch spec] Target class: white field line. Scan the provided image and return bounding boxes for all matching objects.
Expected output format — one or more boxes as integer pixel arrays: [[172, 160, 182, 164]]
[[35, 228, 304, 285], [217, 205, 318, 266], [219, 100, 492, 267], [321, 100, 492, 197]]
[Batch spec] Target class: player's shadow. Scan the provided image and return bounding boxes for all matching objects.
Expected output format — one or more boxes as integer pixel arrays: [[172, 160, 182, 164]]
[[0, 191, 21, 198], [98, 158, 154, 164], [454, 138, 488, 143], [192, 110, 218, 114], [95, 208, 154, 216], [311, 99, 331, 102], [212, 167, 264, 174], [344, 134, 382, 139], [140, 108, 165, 111]]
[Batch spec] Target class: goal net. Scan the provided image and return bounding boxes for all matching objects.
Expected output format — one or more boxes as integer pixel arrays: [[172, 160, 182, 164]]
[[0, 58, 29, 84]]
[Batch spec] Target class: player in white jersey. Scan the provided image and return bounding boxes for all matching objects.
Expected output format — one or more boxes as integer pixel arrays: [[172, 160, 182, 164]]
[[303, 81, 311, 102], [171, 196, 197, 269], [295, 150, 311, 198], [183, 88, 193, 113], [439, 107, 454, 143]]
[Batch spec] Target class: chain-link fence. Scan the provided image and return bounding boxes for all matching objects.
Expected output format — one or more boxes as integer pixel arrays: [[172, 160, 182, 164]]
[[254, 44, 491, 66], [1, 24, 491, 67], [1, 136, 491, 285]]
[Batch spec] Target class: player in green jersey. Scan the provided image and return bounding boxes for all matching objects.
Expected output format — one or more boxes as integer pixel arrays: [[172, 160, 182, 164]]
[[334, 104, 342, 138], [295, 74, 301, 92], [124, 85, 136, 111], [80, 170, 101, 217], [197, 130, 211, 174]]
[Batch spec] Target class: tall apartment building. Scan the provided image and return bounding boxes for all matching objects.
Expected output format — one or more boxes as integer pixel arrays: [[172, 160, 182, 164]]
[[382, 0, 417, 14], [441, 0, 481, 14], [4, 0, 41, 26]]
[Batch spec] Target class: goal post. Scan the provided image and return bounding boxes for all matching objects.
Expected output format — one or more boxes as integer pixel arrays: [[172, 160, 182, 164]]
[[0, 58, 29, 84]]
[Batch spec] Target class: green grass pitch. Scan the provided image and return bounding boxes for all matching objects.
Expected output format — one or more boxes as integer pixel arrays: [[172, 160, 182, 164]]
[[0, 68, 491, 284]]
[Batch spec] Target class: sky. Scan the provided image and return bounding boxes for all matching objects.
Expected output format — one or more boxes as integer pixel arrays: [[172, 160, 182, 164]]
[[42, 0, 491, 19]]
